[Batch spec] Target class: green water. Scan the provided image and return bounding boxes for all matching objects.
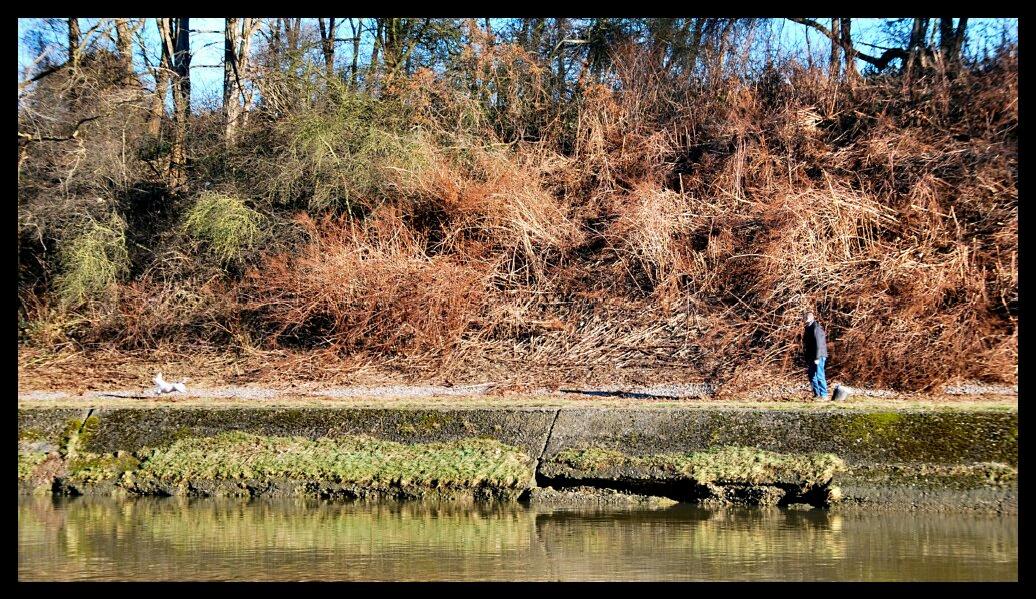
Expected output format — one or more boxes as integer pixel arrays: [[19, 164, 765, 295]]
[[18, 495, 1017, 581]]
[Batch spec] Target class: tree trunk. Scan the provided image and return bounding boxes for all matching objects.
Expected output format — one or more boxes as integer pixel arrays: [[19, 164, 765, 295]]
[[708, 19, 737, 83], [318, 18, 336, 80], [829, 18, 842, 81], [268, 18, 282, 69], [349, 18, 361, 87], [530, 18, 546, 56], [905, 17, 929, 85], [147, 68, 168, 136], [224, 18, 256, 144], [114, 19, 135, 83], [684, 18, 706, 76], [377, 18, 428, 92], [555, 18, 567, 101], [953, 18, 968, 59], [173, 18, 191, 99], [645, 19, 670, 73], [282, 18, 301, 54], [240, 19, 257, 132], [939, 17, 968, 74], [172, 17, 191, 189], [939, 18, 954, 59], [382, 19, 400, 80], [224, 18, 242, 145], [159, 18, 191, 189], [148, 18, 171, 137], [840, 18, 858, 82], [367, 19, 383, 92], [68, 18, 80, 67]]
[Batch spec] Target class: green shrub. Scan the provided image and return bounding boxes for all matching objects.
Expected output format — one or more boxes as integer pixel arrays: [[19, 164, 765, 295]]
[[273, 84, 433, 212], [54, 214, 130, 307], [183, 193, 265, 265]]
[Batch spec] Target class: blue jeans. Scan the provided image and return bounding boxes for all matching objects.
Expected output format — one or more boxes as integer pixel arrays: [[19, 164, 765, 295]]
[[808, 357, 828, 398]]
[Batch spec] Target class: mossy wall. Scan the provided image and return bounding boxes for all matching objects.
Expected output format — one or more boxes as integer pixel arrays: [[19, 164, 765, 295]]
[[542, 409, 1017, 466], [75, 407, 557, 458], [18, 408, 93, 446], [18, 406, 1017, 466], [17, 405, 1017, 509]]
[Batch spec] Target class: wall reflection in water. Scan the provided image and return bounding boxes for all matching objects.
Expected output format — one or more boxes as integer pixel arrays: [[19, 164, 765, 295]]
[[19, 496, 1016, 581]]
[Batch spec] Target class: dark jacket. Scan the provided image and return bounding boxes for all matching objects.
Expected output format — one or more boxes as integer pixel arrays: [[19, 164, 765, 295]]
[[803, 322, 828, 361]]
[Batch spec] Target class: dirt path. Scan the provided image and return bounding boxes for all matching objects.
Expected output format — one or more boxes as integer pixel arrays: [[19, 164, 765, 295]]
[[18, 382, 1017, 410], [18, 347, 1016, 408]]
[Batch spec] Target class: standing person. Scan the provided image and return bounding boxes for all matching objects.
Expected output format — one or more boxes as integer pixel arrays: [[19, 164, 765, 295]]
[[802, 311, 828, 399]]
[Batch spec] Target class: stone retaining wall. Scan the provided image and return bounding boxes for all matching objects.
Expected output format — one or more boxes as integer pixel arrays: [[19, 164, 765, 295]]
[[18, 405, 1017, 511]]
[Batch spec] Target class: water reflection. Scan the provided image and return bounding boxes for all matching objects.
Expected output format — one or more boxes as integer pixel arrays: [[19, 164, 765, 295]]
[[19, 496, 1016, 581]]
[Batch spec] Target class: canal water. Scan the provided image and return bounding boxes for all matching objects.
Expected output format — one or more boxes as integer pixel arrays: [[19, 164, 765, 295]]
[[18, 495, 1017, 581]]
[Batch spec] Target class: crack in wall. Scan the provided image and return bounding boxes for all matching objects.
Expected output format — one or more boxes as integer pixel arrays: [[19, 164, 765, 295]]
[[533, 408, 562, 479], [77, 407, 96, 436]]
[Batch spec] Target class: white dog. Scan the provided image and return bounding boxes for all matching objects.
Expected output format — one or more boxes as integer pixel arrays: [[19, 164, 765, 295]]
[[153, 372, 187, 396]]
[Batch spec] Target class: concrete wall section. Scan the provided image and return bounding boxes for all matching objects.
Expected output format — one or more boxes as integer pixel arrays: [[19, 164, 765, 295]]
[[543, 408, 1017, 465]]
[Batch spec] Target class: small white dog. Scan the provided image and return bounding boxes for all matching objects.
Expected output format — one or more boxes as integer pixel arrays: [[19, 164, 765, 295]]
[[153, 372, 187, 396]]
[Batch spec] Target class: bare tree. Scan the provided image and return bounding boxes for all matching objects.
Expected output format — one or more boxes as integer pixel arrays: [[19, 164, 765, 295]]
[[376, 18, 431, 90], [224, 18, 258, 145], [147, 19, 170, 137], [789, 18, 909, 71], [318, 18, 337, 80], [904, 18, 931, 84], [829, 18, 842, 80], [158, 18, 190, 189], [282, 18, 302, 54], [113, 19, 137, 83], [68, 18, 80, 67], [367, 19, 383, 92], [939, 18, 968, 74], [349, 18, 362, 87]]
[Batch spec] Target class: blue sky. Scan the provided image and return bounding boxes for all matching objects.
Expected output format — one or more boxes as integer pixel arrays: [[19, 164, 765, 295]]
[[19, 18, 1018, 111], [19, 17, 231, 108]]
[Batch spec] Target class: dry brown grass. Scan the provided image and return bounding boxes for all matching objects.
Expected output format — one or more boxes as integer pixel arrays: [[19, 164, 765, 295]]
[[19, 38, 1017, 394], [245, 211, 489, 356]]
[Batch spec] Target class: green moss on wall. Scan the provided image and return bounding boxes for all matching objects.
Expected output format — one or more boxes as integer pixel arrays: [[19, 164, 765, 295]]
[[552, 445, 846, 487], [18, 428, 46, 442], [831, 412, 1016, 464], [66, 452, 141, 485], [130, 432, 533, 495], [18, 452, 48, 481], [58, 414, 100, 458]]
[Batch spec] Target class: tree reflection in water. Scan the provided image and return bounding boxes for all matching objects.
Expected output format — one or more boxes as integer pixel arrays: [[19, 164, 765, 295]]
[[18, 495, 1016, 581]]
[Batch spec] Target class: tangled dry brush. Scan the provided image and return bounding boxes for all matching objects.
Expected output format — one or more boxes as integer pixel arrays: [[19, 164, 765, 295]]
[[19, 41, 1017, 392]]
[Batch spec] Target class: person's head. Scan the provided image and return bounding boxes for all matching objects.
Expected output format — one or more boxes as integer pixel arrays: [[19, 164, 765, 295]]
[[803, 311, 815, 325]]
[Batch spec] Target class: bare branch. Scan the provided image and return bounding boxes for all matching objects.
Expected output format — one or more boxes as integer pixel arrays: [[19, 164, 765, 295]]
[[18, 114, 102, 144], [789, 18, 908, 70]]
